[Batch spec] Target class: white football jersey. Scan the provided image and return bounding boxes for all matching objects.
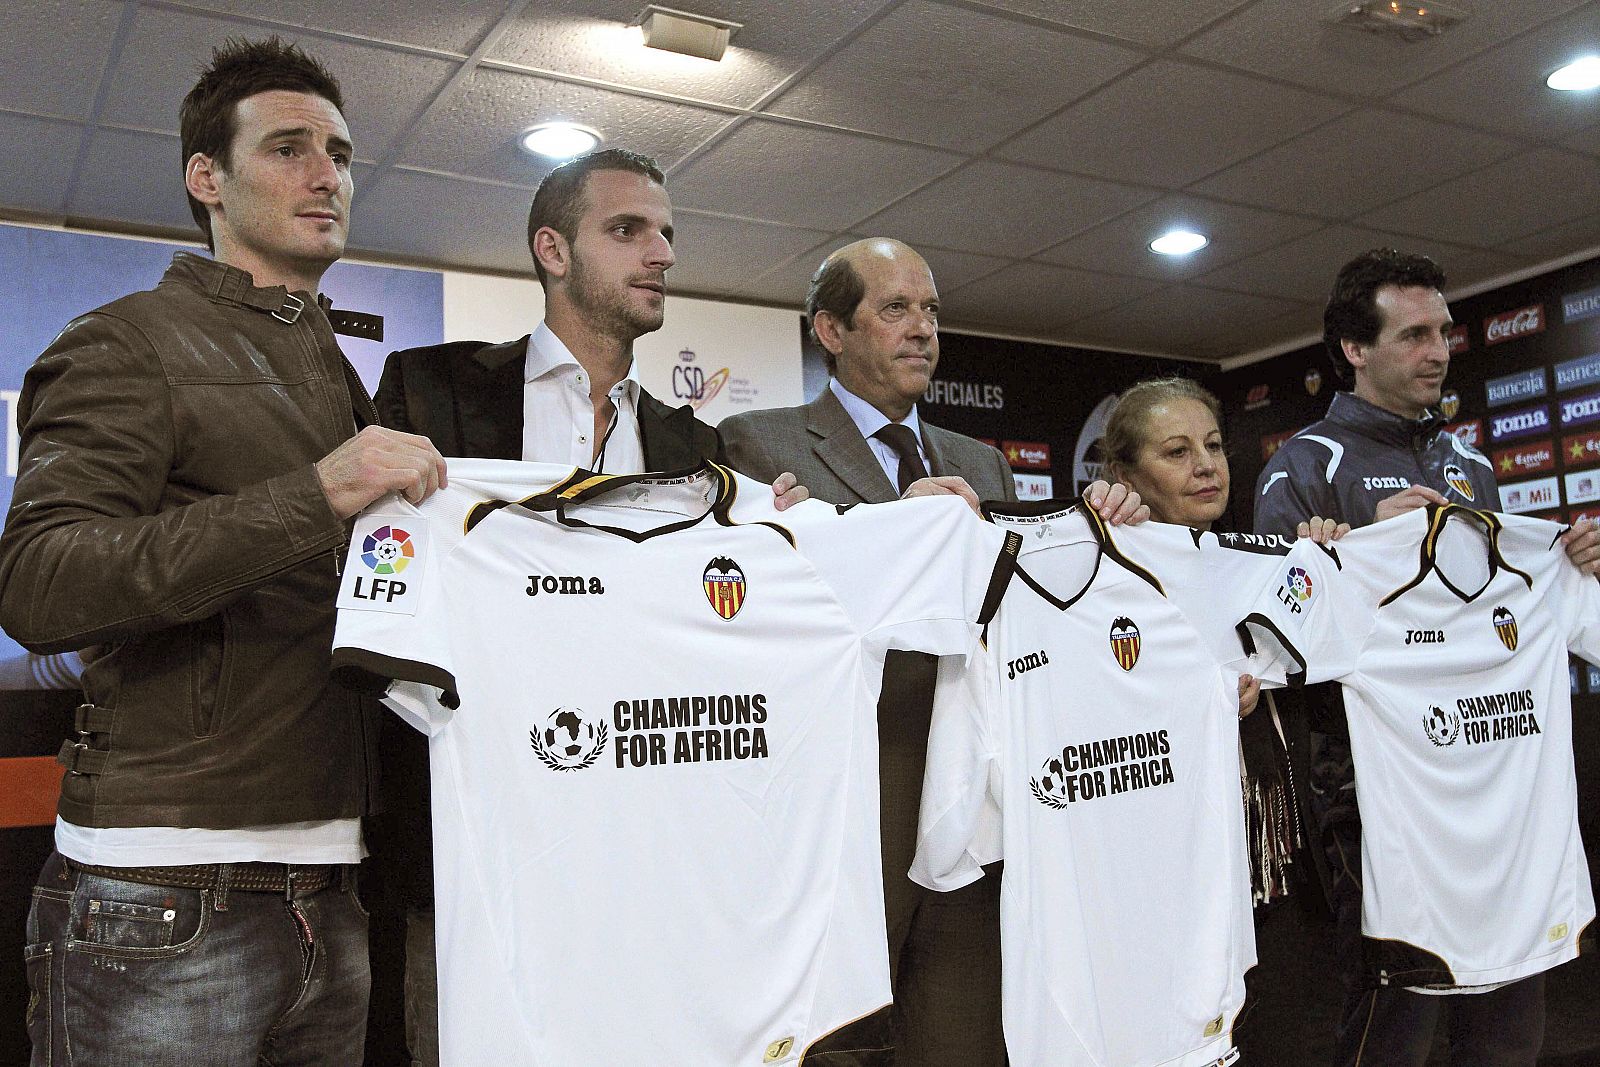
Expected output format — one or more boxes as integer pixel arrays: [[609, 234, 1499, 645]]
[[912, 503, 1292, 1067], [1245, 504, 1600, 987], [331, 459, 1018, 1067]]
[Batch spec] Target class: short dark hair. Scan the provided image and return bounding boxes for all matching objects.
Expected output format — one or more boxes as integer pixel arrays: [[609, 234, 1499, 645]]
[[526, 149, 665, 287], [1323, 248, 1447, 375], [805, 252, 867, 376], [180, 37, 344, 250]]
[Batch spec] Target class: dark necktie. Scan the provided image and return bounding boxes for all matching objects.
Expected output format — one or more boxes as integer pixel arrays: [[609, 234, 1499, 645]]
[[874, 423, 930, 495]]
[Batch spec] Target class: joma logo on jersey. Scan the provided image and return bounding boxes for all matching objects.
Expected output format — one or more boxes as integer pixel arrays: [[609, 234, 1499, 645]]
[[1424, 704, 1461, 747], [1444, 464, 1474, 501], [526, 574, 606, 596], [703, 556, 746, 620], [1405, 629, 1445, 646], [1109, 618, 1140, 671], [1007, 649, 1050, 680], [1362, 476, 1410, 491], [1493, 607, 1519, 652]]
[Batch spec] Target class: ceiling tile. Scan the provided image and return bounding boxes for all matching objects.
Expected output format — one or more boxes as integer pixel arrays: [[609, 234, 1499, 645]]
[[101, 7, 456, 158], [1067, 285, 1303, 360], [670, 121, 962, 231], [68, 128, 196, 232], [1036, 195, 1323, 280], [350, 168, 535, 272], [1191, 108, 1517, 219], [860, 160, 1157, 258], [665, 212, 832, 298], [768, 0, 1144, 150], [185, 0, 506, 54], [998, 60, 1347, 188], [974, 0, 1253, 48], [1397, 4, 1600, 140], [1503, 211, 1600, 262], [1196, 224, 1522, 303], [0, 0, 120, 120], [396, 68, 735, 185], [941, 261, 1163, 336], [1356, 148, 1600, 248], [1180, 0, 1590, 98], [1566, 121, 1600, 158], [488, 0, 888, 109], [0, 115, 85, 216]]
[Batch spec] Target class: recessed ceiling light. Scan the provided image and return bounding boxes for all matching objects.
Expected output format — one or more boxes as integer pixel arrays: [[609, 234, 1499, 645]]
[[519, 123, 601, 161], [1150, 230, 1209, 256], [1547, 55, 1600, 92], [635, 5, 742, 62]]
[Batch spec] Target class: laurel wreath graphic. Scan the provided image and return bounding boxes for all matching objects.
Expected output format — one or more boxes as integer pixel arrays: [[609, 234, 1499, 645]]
[[529, 723, 608, 771], [1030, 778, 1070, 810]]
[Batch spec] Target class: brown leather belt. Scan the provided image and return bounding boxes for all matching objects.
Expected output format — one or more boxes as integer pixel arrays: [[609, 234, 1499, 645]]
[[64, 858, 345, 895]]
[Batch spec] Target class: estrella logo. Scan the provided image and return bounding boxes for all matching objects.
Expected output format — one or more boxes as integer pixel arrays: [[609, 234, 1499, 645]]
[[703, 556, 747, 620], [1493, 606, 1518, 652], [361, 525, 415, 575], [1109, 617, 1141, 672]]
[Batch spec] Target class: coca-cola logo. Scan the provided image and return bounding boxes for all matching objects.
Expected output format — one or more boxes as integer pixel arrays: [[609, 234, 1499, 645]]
[[1484, 305, 1545, 346], [1444, 419, 1482, 447]]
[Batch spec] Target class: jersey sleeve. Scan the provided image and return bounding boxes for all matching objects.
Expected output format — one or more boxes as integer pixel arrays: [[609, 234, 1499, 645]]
[[910, 647, 1002, 892], [1559, 554, 1600, 667], [1235, 536, 1374, 686], [331, 494, 462, 733], [791, 496, 1020, 662]]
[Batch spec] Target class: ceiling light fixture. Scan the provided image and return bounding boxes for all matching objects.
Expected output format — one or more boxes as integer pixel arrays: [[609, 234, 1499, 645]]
[[634, 5, 741, 61], [519, 123, 602, 161], [1547, 55, 1600, 92], [1328, 0, 1468, 41], [1150, 230, 1209, 256]]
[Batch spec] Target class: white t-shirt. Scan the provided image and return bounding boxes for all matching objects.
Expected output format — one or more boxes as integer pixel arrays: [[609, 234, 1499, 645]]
[[913, 503, 1287, 1067], [331, 458, 1017, 1067], [1245, 504, 1600, 989]]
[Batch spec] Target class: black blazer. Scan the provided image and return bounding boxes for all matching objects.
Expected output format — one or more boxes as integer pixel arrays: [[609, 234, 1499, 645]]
[[374, 335, 720, 470], [368, 333, 722, 903]]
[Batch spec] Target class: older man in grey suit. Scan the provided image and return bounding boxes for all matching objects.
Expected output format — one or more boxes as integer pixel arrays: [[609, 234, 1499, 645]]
[[723, 238, 1137, 1065]]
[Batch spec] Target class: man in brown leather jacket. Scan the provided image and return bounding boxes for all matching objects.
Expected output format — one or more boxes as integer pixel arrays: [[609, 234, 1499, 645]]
[[0, 38, 443, 1066]]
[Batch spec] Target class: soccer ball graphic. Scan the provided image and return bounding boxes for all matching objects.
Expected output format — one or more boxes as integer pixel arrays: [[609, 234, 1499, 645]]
[[371, 539, 402, 565], [532, 708, 606, 770], [1285, 566, 1313, 602]]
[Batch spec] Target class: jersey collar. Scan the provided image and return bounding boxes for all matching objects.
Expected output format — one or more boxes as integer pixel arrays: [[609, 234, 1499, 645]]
[[463, 460, 744, 542], [1380, 503, 1533, 606], [982, 496, 1163, 610]]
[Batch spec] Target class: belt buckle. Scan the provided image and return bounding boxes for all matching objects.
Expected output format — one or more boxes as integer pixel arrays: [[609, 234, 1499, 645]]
[[272, 294, 305, 325]]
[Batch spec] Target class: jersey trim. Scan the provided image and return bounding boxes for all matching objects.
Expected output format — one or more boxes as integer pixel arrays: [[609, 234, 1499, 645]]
[[1364, 935, 1458, 987], [798, 1002, 893, 1065], [1379, 505, 1534, 607], [331, 646, 460, 709], [985, 499, 1163, 608]]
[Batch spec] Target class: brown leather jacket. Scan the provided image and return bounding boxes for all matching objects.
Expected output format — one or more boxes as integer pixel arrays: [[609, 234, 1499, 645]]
[[0, 252, 381, 828]]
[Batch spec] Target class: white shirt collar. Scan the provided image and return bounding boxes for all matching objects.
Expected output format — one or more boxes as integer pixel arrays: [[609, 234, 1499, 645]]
[[526, 321, 642, 401], [829, 378, 922, 442]]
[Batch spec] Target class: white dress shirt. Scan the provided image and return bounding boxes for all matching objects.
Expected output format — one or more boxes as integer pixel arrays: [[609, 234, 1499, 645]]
[[523, 322, 645, 472]]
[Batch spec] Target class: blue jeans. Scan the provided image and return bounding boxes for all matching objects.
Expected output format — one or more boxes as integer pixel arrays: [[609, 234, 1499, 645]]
[[24, 852, 369, 1066]]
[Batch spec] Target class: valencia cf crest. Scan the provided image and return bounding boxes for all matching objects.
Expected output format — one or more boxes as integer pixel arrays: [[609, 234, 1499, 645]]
[[1440, 389, 1461, 420], [703, 556, 747, 620], [1304, 367, 1323, 396], [1423, 704, 1460, 747], [1444, 463, 1475, 501], [530, 707, 607, 771], [1109, 617, 1141, 672], [1493, 606, 1519, 652]]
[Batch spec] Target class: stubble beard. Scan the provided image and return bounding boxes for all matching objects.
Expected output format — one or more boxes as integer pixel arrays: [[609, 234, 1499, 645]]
[[569, 253, 664, 343]]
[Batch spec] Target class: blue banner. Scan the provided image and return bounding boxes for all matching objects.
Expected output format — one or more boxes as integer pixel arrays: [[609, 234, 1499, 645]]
[[1563, 284, 1600, 325], [1489, 403, 1552, 442], [1484, 367, 1546, 408], [1554, 352, 1600, 393], [1559, 389, 1600, 429]]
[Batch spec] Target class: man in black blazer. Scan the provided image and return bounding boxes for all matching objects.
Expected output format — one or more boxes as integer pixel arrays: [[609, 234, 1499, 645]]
[[369, 148, 803, 1066], [722, 238, 1140, 1066]]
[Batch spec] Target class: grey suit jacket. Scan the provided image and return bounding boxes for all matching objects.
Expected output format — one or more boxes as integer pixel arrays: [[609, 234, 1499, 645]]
[[719, 387, 1018, 506]]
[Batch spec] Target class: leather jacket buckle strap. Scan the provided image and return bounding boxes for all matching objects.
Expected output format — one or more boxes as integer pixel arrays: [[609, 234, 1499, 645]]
[[271, 293, 305, 325], [326, 308, 384, 341], [58, 703, 115, 775]]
